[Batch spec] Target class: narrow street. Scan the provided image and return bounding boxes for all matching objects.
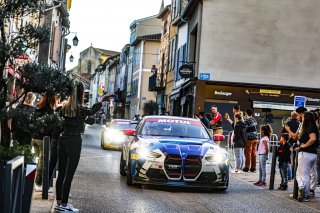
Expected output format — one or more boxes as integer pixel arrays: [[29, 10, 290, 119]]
[[67, 125, 319, 213]]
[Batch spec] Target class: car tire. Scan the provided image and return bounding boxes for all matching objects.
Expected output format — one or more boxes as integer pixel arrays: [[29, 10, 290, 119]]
[[126, 153, 134, 186], [120, 152, 127, 176]]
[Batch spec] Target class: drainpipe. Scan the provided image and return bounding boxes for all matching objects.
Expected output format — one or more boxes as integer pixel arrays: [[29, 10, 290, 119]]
[[136, 40, 145, 115]]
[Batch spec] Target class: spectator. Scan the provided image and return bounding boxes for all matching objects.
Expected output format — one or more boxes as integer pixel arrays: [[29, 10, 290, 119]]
[[209, 105, 223, 136], [226, 104, 241, 129], [294, 111, 319, 202], [206, 113, 213, 122], [32, 93, 58, 192], [233, 113, 246, 173], [277, 133, 291, 190], [101, 113, 106, 125], [282, 111, 300, 180], [55, 82, 108, 212], [10, 92, 36, 146], [197, 112, 210, 128], [254, 124, 272, 186], [243, 109, 258, 173]]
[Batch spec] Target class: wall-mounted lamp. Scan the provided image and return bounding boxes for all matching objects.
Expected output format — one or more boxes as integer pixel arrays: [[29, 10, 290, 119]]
[[72, 35, 79, 46], [69, 54, 74, 62]]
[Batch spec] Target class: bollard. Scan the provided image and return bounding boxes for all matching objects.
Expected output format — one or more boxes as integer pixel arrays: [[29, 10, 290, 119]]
[[42, 136, 50, 199], [293, 151, 299, 200], [269, 144, 277, 190]]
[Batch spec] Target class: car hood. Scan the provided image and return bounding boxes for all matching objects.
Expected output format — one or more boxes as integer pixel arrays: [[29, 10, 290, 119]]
[[136, 136, 224, 157]]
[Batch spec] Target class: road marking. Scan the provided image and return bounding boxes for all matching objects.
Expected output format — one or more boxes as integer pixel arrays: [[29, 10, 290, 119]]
[[232, 175, 320, 213]]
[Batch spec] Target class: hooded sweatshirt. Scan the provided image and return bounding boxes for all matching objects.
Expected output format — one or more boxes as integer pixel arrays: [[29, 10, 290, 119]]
[[233, 121, 246, 148]]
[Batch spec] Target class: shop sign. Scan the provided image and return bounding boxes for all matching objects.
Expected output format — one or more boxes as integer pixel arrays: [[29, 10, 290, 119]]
[[306, 97, 320, 103], [214, 91, 232, 97], [179, 64, 194, 78], [259, 89, 281, 95], [294, 96, 306, 108]]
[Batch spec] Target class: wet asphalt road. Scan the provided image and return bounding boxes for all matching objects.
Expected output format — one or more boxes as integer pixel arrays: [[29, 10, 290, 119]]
[[69, 125, 318, 213]]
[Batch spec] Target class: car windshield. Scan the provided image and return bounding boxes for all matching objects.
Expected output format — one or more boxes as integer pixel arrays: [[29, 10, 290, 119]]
[[110, 121, 136, 130], [141, 118, 210, 139]]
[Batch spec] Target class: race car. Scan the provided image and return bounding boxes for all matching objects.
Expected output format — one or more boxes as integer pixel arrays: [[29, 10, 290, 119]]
[[120, 116, 230, 190], [101, 119, 137, 150]]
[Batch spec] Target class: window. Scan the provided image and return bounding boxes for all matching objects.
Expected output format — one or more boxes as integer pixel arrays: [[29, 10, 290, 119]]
[[87, 61, 92, 74], [133, 47, 141, 70], [163, 20, 168, 35], [156, 49, 160, 64]]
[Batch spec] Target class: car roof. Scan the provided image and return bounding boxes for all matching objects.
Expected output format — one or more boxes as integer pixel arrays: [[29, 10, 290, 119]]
[[143, 115, 200, 122], [111, 119, 131, 122]]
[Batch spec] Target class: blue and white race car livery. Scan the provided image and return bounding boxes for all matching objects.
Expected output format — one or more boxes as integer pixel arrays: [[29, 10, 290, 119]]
[[120, 116, 230, 190]]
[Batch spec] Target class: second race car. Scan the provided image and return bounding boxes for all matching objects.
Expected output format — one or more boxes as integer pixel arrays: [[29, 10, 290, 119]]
[[101, 119, 137, 150]]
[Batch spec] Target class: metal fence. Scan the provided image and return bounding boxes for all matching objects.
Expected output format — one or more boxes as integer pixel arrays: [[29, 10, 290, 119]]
[[2, 156, 24, 213]]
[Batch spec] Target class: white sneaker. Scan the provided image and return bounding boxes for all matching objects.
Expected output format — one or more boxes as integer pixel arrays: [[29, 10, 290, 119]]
[[59, 203, 79, 212], [34, 185, 42, 192], [48, 187, 54, 193]]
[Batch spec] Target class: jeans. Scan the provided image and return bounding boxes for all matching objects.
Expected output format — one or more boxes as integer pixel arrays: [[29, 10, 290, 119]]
[[49, 138, 59, 187], [56, 135, 82, 204], [279, 162, 290, 186], [259, 154, 267, 182], [234, 148, 244, 170], [245, 139, 258, 170], [287, 163, 293, 180], [32, 139, 43, 185], [296, 152, 317, 197]]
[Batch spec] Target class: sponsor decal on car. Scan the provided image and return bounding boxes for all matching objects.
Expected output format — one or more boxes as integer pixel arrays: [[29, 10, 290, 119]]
[[146, 118, 202, 126]]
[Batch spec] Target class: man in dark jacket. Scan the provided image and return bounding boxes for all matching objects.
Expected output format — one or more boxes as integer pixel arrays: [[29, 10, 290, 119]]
[[233, 113, 246, 172], [197, 112, 210, 128]]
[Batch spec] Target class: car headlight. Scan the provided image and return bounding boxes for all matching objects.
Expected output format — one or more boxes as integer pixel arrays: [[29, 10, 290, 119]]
[[136, 148, 162, 159], [205, 153, 228, 163], [105, 129, 126, 142]]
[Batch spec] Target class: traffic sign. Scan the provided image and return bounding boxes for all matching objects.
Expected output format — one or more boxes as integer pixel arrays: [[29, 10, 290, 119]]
[[199, 73, 210, 80], [294, 96, 306, 108]]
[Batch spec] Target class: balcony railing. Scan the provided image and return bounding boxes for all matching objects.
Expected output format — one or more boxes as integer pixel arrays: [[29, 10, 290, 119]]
[[148, 72, 165, 91]]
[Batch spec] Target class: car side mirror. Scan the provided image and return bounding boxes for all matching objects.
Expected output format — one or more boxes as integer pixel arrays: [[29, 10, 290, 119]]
[[123, 129, 136, 136]]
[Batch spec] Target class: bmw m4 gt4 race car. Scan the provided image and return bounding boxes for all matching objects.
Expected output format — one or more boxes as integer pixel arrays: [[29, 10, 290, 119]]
[[101, 119, 137, 150], [120, 116, 230, 190]]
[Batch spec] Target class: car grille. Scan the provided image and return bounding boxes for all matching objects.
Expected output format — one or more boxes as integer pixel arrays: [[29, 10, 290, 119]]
[[197, 172, 218, 183], [164, 154, 182, 178], [146, 168, 167, 180], [184, 155, 202, 179]]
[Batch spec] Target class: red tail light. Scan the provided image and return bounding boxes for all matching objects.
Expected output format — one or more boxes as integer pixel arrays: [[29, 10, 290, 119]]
[[123, 129, 135, 136]]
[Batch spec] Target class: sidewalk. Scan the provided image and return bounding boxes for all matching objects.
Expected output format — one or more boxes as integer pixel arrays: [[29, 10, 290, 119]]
[[30, 179, 56, 213], [230, 158, 320, 211]]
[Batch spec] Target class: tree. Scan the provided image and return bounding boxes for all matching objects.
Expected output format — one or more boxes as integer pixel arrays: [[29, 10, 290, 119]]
[[0, 0, 72, 148], [143, 100, 158, 115]]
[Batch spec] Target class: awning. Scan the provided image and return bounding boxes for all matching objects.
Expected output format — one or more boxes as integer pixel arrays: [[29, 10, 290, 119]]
[[169, 86, 181, 100]]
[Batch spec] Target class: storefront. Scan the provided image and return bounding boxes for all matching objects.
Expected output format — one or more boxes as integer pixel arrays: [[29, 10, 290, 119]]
[[196, 81, 320, 135]]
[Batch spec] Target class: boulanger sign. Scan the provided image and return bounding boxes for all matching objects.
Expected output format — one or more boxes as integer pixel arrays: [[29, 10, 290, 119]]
[[179, 64, 194, 78]]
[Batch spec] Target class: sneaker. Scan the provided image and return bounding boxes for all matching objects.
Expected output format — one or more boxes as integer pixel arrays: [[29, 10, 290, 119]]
[[310, 189, 315, 197], [303, 196, 310, 202], [48, 188, 54, 193], [298, 187, 305, 202], [278, 185, 288, 190], [254, 180, 262, 185], [34, 185, 42, 192], [257, 181, 267, 186], [59, 203, 79, 212]]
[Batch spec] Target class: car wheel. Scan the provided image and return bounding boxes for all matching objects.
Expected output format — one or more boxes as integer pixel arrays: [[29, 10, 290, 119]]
[[126, 153, 134, 186], [120, 152, 127, 176]]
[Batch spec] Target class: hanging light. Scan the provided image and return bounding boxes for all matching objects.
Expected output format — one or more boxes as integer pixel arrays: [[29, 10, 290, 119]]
[[69, 54, 74, 62], [72, 35, 79, 46]]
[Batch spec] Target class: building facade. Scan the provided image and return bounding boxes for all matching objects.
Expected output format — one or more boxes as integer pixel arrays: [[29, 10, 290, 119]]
[[171, 0, 320, 135]]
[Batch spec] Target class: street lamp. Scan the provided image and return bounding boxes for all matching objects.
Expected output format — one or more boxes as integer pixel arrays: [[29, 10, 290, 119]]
[[69, 54, 74, 62], [72, 35, 79, 46]]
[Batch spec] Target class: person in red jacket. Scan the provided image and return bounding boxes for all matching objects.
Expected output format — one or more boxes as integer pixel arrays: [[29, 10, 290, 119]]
[[209, 106, 223, 137]]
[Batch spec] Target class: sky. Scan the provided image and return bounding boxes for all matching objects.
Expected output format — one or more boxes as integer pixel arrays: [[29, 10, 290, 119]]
[[65, 0, 171, 70]]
